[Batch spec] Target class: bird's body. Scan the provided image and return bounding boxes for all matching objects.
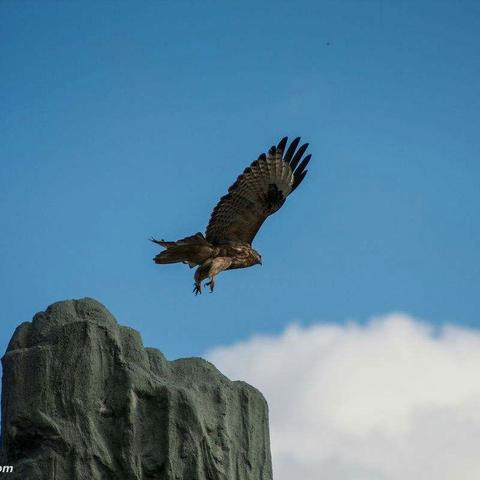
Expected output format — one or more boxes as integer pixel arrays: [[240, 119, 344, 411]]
[[151, 136, 311, 294], [151, 234, 261, 294]]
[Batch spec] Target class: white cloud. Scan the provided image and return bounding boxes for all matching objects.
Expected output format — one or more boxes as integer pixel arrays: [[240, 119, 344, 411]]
[[206, 313, 480, 480]]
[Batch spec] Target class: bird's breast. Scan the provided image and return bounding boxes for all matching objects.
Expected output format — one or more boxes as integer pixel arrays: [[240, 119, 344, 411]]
[[217, 244, 257, 270]]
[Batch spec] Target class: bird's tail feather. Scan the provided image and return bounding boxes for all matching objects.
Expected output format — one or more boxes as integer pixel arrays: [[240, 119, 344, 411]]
[[151, 232, 213, 266]]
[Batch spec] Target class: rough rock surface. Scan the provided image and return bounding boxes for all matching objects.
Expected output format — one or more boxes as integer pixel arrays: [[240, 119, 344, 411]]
[[0, 298, 272, 480]]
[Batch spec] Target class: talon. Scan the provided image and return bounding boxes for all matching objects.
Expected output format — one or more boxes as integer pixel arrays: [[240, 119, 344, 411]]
[[205, 277, 215, 293], [193, 283, 202, 295]]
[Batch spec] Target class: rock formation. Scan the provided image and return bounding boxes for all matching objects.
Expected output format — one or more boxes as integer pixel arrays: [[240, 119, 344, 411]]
[[0, 298, 272, 479]]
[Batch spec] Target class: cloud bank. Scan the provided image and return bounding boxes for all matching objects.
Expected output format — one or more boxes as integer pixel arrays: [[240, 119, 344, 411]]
[[206, 314, 480, 480]]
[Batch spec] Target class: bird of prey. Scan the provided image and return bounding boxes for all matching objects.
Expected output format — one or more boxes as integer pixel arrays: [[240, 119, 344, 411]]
[[151, 136, 311, 294]]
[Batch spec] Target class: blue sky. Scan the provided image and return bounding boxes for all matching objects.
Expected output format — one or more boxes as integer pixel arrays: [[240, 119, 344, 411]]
[[1, 1, 479, 361]]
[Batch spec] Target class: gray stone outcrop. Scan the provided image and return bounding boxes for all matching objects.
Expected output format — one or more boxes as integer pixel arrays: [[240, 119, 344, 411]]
[[0, 298, 272, 479]]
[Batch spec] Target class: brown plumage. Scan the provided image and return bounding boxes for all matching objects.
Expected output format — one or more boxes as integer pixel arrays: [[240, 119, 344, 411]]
[[151, 136, 311, 294]]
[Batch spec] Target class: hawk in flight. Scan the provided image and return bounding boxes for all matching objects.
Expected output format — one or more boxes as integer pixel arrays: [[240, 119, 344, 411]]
[[151, 136, 311, 294]]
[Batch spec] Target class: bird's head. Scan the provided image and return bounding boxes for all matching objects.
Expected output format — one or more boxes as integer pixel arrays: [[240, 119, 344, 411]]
[[252, 249, 262, 266]]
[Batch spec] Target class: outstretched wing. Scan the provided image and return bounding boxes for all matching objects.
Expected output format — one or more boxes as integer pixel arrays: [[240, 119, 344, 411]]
[[205, 136, 311, 245]]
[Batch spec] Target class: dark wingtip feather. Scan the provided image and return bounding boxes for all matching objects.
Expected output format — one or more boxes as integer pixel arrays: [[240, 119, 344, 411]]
[[294, 154, 312, 177], [291, 170, 308, 192], [289, 143, 309, 171], [284, 137, 301, 163], [277, 136, 288, 153]]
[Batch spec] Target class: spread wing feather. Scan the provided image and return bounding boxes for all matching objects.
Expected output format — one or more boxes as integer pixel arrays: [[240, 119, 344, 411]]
[[205, 136, 311, 245]]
